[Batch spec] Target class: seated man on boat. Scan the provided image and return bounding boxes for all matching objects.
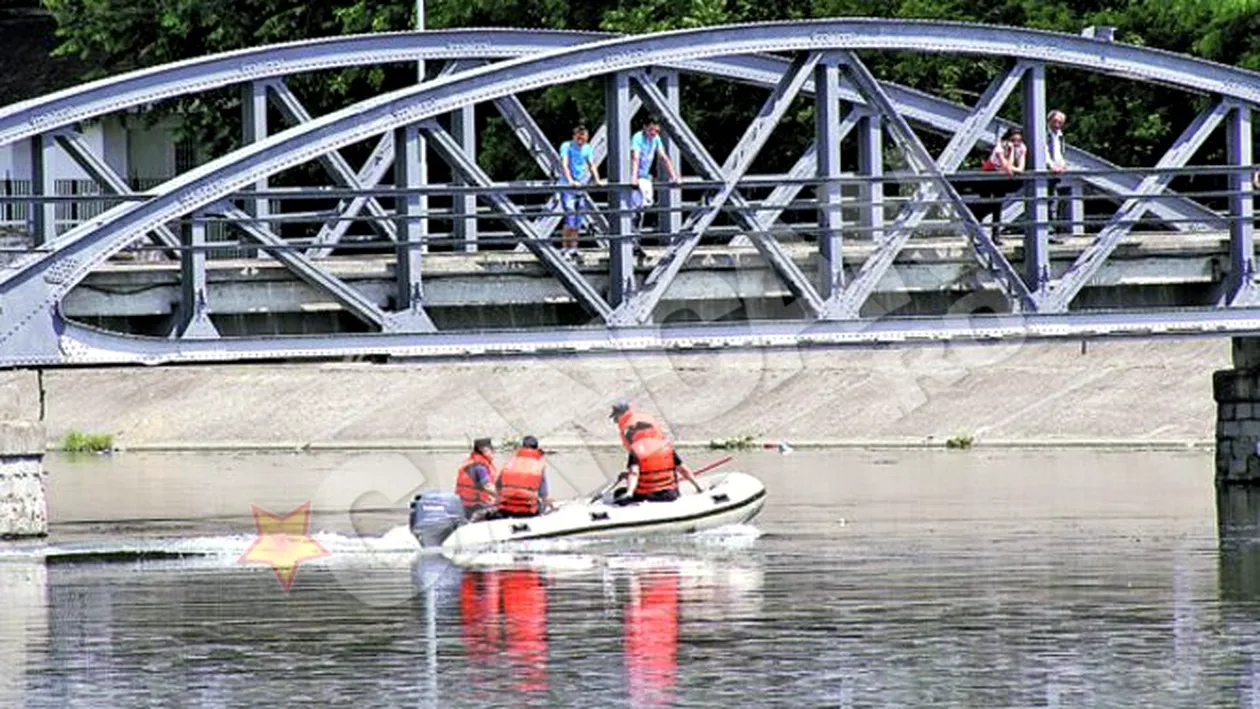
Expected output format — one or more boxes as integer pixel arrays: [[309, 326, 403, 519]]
[[615, 434, 704, 505], [610, 399, 666, 449], [493, 435, 557, 518], [455, 437, 498, 521]]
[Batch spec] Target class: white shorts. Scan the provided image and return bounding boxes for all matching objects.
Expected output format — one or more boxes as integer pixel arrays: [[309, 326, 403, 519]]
[[636, 177, 655, 207]]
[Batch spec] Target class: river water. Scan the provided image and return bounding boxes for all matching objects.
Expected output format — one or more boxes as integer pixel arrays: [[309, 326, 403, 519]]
[[3, 446, 1260, 707]]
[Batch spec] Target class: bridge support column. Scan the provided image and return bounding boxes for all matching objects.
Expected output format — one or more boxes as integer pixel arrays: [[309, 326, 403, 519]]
[[657, 70, 683, 237], [605, 71, 635, 307], [1215, 337, 1260, 485], [452, 105, 478, 252], [28, 134, 56, 246], [0, 387, 47, 538]]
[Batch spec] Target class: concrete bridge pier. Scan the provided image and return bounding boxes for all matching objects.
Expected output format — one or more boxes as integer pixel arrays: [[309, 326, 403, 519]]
[[1216, 337, 1260, 554], [0, 382, 47, 538], [1214, 337, 1260, 485]]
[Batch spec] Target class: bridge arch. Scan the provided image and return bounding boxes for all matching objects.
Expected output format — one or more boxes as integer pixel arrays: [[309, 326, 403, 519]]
[[2, 18, 1260, 365]]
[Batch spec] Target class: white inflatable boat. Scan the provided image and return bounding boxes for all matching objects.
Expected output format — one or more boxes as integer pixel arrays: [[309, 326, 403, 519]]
[[407, 470, 767, 551]]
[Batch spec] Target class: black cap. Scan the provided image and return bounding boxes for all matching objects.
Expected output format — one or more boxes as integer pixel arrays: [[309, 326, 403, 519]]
[[610, 398, 631, 420], [521, 435, 540, 449], [473, 437, 494, 450]]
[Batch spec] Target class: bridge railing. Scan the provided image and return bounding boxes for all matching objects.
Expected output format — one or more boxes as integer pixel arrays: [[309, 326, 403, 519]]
[[0, 163, 1242, 260]]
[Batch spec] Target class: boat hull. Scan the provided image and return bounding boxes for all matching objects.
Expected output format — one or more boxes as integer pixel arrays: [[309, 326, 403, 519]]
[[417, 471, 766, 551]]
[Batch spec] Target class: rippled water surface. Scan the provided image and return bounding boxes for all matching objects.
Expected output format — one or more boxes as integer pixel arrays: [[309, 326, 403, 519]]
[[4, 447, 1260, 707]]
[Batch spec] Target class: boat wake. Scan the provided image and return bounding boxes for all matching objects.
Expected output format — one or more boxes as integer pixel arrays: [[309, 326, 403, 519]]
[[0, 522, 762, 567]]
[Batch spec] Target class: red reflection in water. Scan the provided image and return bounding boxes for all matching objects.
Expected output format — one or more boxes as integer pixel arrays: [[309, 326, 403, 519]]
[[455, 565, 685, 707], [458, 569, 549, 695], [501, 569, 549, 692], [625, 570, 680, 708], [459, 571, 502, 660]]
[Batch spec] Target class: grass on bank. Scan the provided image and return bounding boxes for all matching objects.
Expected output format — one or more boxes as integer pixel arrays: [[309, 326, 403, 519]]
[[60, 431, 115, 454], [945, 433, 974, 450]]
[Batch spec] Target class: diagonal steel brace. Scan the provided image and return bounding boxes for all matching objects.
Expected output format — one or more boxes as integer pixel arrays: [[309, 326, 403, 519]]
[[627, 68, 826, 319], [609, 53, 823, 325], [419, 119, 614, 321], [825, 55, 1036, 318], [1042, 99, 1231, 312]]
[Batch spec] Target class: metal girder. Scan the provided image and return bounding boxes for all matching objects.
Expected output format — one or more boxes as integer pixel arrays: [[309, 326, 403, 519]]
[[173, 212, 219, 339], [52, 131, 181, 251], [28, 135, 55, 246], [1042, 99, 1232, 313], [418, 119, 614, 321], [266, 79, 398, 243], [214, 204, 397, 330], [610, 53, 822, 325], [627, 67, 826, 319], [42, 306, 1260, 369], [241, 81, 270, 243], [825, 56, 1035, 319], [6, 20, 1259, 341], [306, 133, 395, 258], [605, 71, 635, 307], [5, 22, 1260, 152], [392, 123, 438, 332], [1022, 64, 1051, 294], [452, 102, 478, 252], [815, 59, 845, 299], [658, 71, 684, 236], [1225, 106, 1255, 304], [856, 111, 884, 243]]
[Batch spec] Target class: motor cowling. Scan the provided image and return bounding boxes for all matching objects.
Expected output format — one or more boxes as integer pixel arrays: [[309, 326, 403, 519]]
[[408, 491, 465, 547]]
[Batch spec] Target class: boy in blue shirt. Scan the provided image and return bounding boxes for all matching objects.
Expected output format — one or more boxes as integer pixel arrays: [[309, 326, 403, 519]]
[[629, 117, 680, 261], [558, 125, 602, 263]]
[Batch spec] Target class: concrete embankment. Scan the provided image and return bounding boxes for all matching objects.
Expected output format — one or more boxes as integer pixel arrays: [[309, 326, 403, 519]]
[[0, 337, 1229, 451]]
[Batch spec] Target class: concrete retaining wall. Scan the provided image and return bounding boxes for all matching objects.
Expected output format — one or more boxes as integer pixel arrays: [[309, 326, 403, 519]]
[[34, 338, 1229, 449], [0, 420, 47, 537]]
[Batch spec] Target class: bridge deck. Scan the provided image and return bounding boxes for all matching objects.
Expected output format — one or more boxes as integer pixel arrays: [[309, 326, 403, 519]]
[[68, 230, 1230, 322]]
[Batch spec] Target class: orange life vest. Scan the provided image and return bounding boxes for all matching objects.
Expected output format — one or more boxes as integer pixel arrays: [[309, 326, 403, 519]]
[[456, 452, 497, 509], [616, 409, 665, 450], [498, 447, 546, 515], [630, 437, 677, 496]]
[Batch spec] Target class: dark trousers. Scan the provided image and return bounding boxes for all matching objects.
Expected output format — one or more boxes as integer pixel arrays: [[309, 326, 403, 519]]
[[613, 487, 680, 506]]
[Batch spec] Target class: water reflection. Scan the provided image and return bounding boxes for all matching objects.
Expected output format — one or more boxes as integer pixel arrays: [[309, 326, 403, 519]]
[[1217, 486, 1260, 708], [415, 550, 763, 708], [0, 561, 47, 709]]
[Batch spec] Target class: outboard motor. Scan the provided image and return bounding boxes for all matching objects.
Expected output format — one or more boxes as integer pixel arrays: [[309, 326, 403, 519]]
[[408, 491, 466, 547]]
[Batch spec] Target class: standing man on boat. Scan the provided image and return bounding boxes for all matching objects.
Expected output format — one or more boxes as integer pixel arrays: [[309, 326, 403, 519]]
[[617, 435, 704, 505], [495, 435, 557, 518], [455, 437, 498, 521], [610, 399, 666, 449]]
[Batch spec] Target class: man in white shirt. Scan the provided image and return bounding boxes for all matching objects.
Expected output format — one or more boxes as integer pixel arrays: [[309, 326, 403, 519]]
[[1046, 110, 1068, 242]]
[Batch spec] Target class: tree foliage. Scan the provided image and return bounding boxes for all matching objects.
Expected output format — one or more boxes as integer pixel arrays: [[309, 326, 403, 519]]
[[38, 0, 1260, 177]]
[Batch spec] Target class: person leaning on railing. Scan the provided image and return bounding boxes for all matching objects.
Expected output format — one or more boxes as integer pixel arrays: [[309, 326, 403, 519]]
[[972, 127, 1027, 246]]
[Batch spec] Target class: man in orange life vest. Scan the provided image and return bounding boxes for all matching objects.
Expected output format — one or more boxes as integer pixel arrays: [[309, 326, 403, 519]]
[[455, 437, 498, 521], [611, 399, 665, 449], [495, 435, 557, 518], [610, 401, 703, 504]]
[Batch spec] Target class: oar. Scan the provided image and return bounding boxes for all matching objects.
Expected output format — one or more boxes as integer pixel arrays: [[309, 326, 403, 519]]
[[692, 455, 734, 477]]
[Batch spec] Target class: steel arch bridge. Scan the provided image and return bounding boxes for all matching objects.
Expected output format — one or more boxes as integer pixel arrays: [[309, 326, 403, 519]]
[[1, 18, 1259, 367]]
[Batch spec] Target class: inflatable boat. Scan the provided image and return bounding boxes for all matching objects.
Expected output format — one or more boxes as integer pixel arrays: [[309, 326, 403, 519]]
[[407, 470, 767, 551]]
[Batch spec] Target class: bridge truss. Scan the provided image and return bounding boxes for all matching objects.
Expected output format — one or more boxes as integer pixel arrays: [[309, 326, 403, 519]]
[[1, 19, 1259, 366]]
